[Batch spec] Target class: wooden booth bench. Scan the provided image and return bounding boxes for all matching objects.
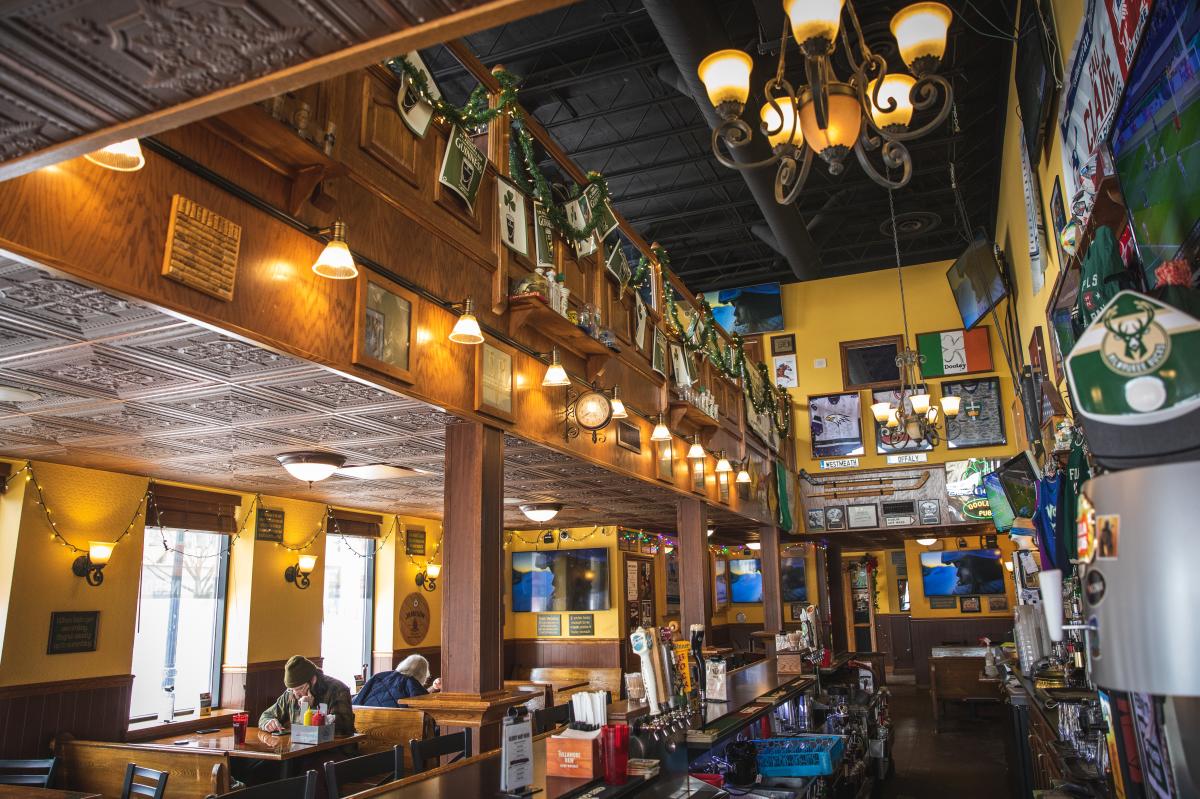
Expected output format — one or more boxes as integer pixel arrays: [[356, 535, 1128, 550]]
[[351, 706, 432, 773], [509, 667, 623, 705], [929, 647, 1003, 733], [54, 734, 231, 798]]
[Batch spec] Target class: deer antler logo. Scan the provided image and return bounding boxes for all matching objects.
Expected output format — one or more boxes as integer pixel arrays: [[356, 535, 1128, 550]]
[[1100, 297, 1170, 375], [1103, 300, 1155, 360]]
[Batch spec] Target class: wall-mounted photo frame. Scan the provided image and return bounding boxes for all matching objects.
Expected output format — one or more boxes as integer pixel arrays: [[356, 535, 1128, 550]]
[[474, 340, 515, 422], [824, 505, 846, 530], [656, 439, 674, 482], [771, 333, 796, 356], [652, 329, 668, 377], [897, 578, 910, 612], [960, 596, 982, 613], [1049, 174, 1068, 271], [806, 508, 825, 532], [846, 503, 878, 529], [808, 392, 864, 458], [691, 458, 705, 494], [497, 177, 529, 257], [773, 354, 799, 388], [670, 343, 692, 388], [987, 596, 1009, 612], [718, 472, 730, 504], [354, 271, 416, 384], [790, 602, 807, 621], [839, 335, 903, 390], [942, 376, 1007, 449], [616, 420, 641, 454], [914, 327, 993, 377], [533, 201, 556, 269]]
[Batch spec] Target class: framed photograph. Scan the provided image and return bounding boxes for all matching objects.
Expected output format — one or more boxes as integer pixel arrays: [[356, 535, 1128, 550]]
[[634, 295, 649, 352], [719, 472, 730, 504], [1049, 175, 1068, 270], [824, 505, 846, 530], [656, 439, 674, 482], [396, 51, 440, 138], [790, 602, 806, 621], [605, 239, 631, 285], [670, 343, 692, 387], [652, 329, 668, 377], [616, 420, 641, 453], [771, 334, 796, 356], [497, 177, 529, 257], [354, 272, 416, 383], [897, 578, 910, 612], [839, 335, 903, 390], [438, 126, 487, 212], [870, 384, 933, 454], [929, 596, 957, 610], [532, 201, 556, 269], [808, 392, 864, 458], [565, 194, 597, 258], [846, 504, 878, 529], [918, 499, 941, 525], [987, 596, 1009, 612], [691, 458, 705, 494], [914, 327, 993, 377], [960, 596, 982, 613], [806, 508, 825, 532], [773, 354, 798, 388], [474, 340, 515, 422], [942, 376, 1008, 448]]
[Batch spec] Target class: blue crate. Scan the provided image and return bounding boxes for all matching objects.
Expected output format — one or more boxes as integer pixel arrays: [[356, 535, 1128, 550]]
[[750, 735, 845, 777]]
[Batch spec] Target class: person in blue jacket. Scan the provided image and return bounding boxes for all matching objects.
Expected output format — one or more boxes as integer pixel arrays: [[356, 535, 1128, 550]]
[[353, 654, 439, 707]]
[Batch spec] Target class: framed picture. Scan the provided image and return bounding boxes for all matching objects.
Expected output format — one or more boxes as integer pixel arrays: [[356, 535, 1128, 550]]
[[773, 354, 798, 388], [719, 472, 730, 504], [987, 596, 1009, 612], [438, 126, 487, 212], [565, 194, 597, 257], [808, 392, 864, 458], [806, 508, 825, 532], [771, 333, 796, 356], [474, 340, 515, 422], [354, 272, 416, 383], [652, 329, 668, 377], [691, 458, 705, 494], [790, 602, 806, 621], [616, 420, 641, 453], [396, 51, 440, 138], [846, 504, 878, 529], [605, 239, 632, 285], [918, 499, 941, 525], [960, 596, 982, 613], [533, 201, 556, 269], [824, 505, 846, 530], [870, 384, 933, 454], [839, 335, 903, 390], [497, 177, 529, 257], [656, 439, 674, 482], [942, 376, 1008, 448], [584, 182, 620, 241], [914, 327, 994, 377], [897, 578, 910, 612], [1049, 175, 1068, 270], [670, 343, 692, 387]]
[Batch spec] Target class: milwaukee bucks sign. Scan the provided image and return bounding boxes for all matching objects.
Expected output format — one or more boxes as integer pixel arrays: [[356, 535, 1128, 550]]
[[1067, 291, 1200, 419]]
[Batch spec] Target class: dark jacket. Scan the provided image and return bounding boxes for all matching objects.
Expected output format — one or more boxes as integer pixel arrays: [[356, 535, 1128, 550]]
[[353, 671, 428, 707], [259, 671, 355, 735]]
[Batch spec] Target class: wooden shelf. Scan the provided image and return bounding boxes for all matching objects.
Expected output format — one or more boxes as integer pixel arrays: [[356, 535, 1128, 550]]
[[669, 400, 720, 439], [508, 295, 616, 381]]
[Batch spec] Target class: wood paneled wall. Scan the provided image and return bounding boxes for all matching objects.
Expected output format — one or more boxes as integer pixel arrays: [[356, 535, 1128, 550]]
[[503, 639, 622, 676], [0, 674, 132, 759], [910, 617, 1014, 686], [220, 656, 323, 722], [373, 647, 442, 682]]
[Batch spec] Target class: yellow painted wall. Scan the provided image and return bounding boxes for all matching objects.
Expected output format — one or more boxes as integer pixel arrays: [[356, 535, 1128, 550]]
[[504, 526, 620, 639], [0, 459, 28, 656], [903, 535, 1017, 619], [376, 515, 443, 656], [844, 549, 895, 615], [777, 262, 1020, 475]]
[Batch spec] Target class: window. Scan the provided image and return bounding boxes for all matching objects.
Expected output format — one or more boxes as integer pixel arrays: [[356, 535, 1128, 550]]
[[321, 536, 375, 689], [130, 528, 228, 719]]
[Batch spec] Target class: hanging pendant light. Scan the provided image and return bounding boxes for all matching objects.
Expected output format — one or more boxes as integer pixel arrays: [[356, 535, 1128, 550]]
[[891, 2, 954, 76], [449, 298, 485, 345], [84, 138, 146, 171], [311, 220, 358, 279], [541, 347, 570, 387]]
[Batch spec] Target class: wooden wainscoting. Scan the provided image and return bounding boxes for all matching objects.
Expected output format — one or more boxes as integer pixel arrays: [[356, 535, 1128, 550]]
[[220, 656, 323, 721], [504, 638, 622, 676], [0, 674, 132, 758], [376, 646, 442, 680], [910, 617, 1014, 686]]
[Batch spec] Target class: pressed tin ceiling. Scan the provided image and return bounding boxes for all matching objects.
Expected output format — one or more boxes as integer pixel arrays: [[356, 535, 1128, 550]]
[[0, 257, 754, 532]]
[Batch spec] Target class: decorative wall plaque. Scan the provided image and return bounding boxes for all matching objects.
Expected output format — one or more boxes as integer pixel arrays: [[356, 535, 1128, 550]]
[[536, 614, 562, 637], [47, 611, 99, 655], [255, 508, 285, 542], [928, 596, 958, 610], [399, 592, 431, 646], [162, 195, 242, 301], [405, 526, 426, 556], [568, 614, 595, 636]]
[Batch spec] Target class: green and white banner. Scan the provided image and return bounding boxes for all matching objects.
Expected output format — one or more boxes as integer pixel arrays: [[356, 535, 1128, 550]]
[[532, 201, 556, 268], [439, 126, 487, 212], [584, 182, 619, 241]]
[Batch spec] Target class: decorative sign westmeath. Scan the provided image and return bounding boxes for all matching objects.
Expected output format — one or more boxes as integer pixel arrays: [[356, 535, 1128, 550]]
[[255, 508, 285, 542], [47, 611, 99, 655], [820, 458, 859, 470], [399, 592, 431, 647], [568, 614, 595, 637]]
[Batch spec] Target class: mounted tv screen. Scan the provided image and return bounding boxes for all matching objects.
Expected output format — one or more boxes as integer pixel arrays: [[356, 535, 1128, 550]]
[[511, 548, 610, 612], [729, 558, 763, 603], [1110, 0, 1200, 282], [714, 559, 729, 607], [996, 451, 1041, 520], [701, 282, 784, 336], [946, 240, 1008, 329], [983, 472, 1016, 533], [920, 549, 1006, 596], [1014, 0, 1057, 156], [781, 557, 807, 603]]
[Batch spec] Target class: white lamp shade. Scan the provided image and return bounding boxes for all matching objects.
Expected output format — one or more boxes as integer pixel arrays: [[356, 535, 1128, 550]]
[[867, 74, 917, 129], [277, 451, 345, 483], [697, 49, 754, 108], [715, 455, 733, 473], [83, 139, 145, 171], [785, 0, 845, 46], [650, 418, 672, 441], [687, 441, 706, 460], [940, 394, 961, 417], [761, 97, 803, 149], [886, 410, 900, 428], [449, 312, 484, 345], [736, 468, 752, 484], [542, 361, 570, 387], [311, 240, 358, 279], [915, 537, 938, 546], [610, 397, 628, 419], [891, 2, 953, 71], [746, 542, 762, 551], [871, 401, 893, 422], [909, 393, 931, 414], [1038, 569, 1065, 642], [88, 541, 116, 566], [297, 554, 318, 574], [519, 503, 562, 523], [425, 562, 441, 579]]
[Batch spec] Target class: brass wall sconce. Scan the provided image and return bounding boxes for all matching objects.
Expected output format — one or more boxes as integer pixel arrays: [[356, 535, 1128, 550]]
[[285, 554, 318, 590], [415, 562, 441, 592], [72, 541, 116, 587]]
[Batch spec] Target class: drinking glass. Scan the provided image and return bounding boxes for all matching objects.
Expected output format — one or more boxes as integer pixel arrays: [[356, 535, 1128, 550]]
[[601, 723, 629, 784], [232, 713, 249, 745]]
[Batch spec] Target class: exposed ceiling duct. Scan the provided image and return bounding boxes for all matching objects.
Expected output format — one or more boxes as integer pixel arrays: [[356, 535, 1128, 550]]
[[641, 0, 821, 281]]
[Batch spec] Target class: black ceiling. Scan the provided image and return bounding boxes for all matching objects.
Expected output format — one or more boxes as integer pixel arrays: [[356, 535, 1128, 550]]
[[419, 0, 1015, 294]]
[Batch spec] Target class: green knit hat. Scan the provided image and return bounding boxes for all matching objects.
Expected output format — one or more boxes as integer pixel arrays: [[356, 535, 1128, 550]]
[[283, 656, 317, 688]]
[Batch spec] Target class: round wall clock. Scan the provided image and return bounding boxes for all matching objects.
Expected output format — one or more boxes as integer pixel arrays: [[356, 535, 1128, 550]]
[[574, 390, 613, 431]]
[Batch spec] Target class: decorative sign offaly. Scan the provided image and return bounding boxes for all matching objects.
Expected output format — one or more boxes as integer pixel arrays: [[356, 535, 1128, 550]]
[[255, 508, 285, 542], [162, 195, 241, 301], [400, 592, 431, 646], [47, 610, 99, 655], [405, 526, 426, 556], [568, 614, 595, 637], [536, 614, 562, 637]]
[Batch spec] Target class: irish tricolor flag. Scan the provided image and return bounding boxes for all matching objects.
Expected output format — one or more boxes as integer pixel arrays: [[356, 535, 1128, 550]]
[[917, 328, 993, 376]]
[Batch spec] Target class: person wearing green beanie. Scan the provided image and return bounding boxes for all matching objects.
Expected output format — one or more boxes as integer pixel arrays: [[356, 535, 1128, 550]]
[[258, 655, 355, 736]]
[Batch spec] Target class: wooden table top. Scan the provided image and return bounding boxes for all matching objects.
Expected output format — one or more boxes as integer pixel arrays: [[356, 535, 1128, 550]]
[[132, 726, 362, 761], [0, 788, 99, 799]]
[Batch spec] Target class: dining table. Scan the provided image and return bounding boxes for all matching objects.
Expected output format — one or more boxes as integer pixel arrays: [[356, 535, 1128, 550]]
[[0, 788, 100, 799], [131, 726, 363, 777]]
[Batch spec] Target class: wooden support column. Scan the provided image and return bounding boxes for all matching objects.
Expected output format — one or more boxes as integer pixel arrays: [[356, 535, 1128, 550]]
[[826, 542, 849, 653], [759, 526, 783, 639], [404, 420, 523, 753], [677, 498, 711, 635]]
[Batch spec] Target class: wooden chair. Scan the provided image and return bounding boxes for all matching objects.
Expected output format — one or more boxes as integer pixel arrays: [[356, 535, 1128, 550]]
[[409, 729, 471, 773], [0, 757, 58, 786], [211, 770, 317, 799], [122, 764, 169, 799], [532, 703, 571, 735], [323, 746, 403, 797]]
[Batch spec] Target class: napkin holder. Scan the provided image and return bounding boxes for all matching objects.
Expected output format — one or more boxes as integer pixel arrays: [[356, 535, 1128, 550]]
[[545, 728, 601, 778], [292, 722, 335, 744]]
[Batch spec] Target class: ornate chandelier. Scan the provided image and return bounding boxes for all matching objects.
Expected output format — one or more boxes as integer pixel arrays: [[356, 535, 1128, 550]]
[[697, 1, 954, 204]]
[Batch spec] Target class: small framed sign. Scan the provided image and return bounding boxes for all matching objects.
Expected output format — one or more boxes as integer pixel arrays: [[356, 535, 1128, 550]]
[[960, 596, 982, 613], [405, 526, 426, 556], [616, 420, 641, 453], [47, 611, 99, 655], [475, 340, 516, 422], [928, 596, 957, 610], [846, 504, 878, 529], [536, 614, 562, 637], [255, 508, 285, 542], [568, 614, 595, 637], [771, 334, 796, 356]]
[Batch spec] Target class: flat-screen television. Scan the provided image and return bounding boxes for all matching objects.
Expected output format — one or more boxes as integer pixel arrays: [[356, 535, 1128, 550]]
[[996, 451, 1041, 520], [920, 549, 1006, 596], [511, 548, 610, 612], [781, 557, 807, 603], [1014, 0, 1057, 157], [714, 559, 729, 607], [946, 240, 1008, 329], [701, 282, 784, 335], [1110, 0, 1200, 284], [983, 472, 1016, 533], [728, 558, 763, 603]]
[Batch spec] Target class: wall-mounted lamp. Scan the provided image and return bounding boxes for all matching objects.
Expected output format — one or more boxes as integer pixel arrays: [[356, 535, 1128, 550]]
[[448, 298, 485, 345], [735, 461, 752, 484], [72, 541, 116, 587], [311, 220, 358, 279], [714, 451, 732, 474], [686, 436, 706, 460], [1004, 560, 1014, 572], [284, 554, 318, 590], [609, 386, 628, 419], [84, 139, 145, 172], [541, 347, 570, 387], [415, 561, 440, 592], [650, 414, 672, 442]]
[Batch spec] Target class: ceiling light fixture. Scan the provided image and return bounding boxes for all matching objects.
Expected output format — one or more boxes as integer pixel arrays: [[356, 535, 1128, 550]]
[[277, 451, 346, 484], [519, 503, 562, 523], [916, 537, 938, 546], [83, 138, 146, 172], [0, 385, 41, 403], [746, 542, 762, 551], [448, 298, 485, 345], [698, 1, 953, 204], [311, 220, 358, 279], [650, 414, 672, 442], [707, 527, 715, 537], [609, 385, 628, 419], [542, 347, 571, 387], [686, 437, 706, 460], [714, 451, 733, 473]]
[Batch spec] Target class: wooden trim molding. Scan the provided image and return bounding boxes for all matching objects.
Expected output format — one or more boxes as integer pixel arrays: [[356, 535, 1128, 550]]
[[0, 673, 133, 700]]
